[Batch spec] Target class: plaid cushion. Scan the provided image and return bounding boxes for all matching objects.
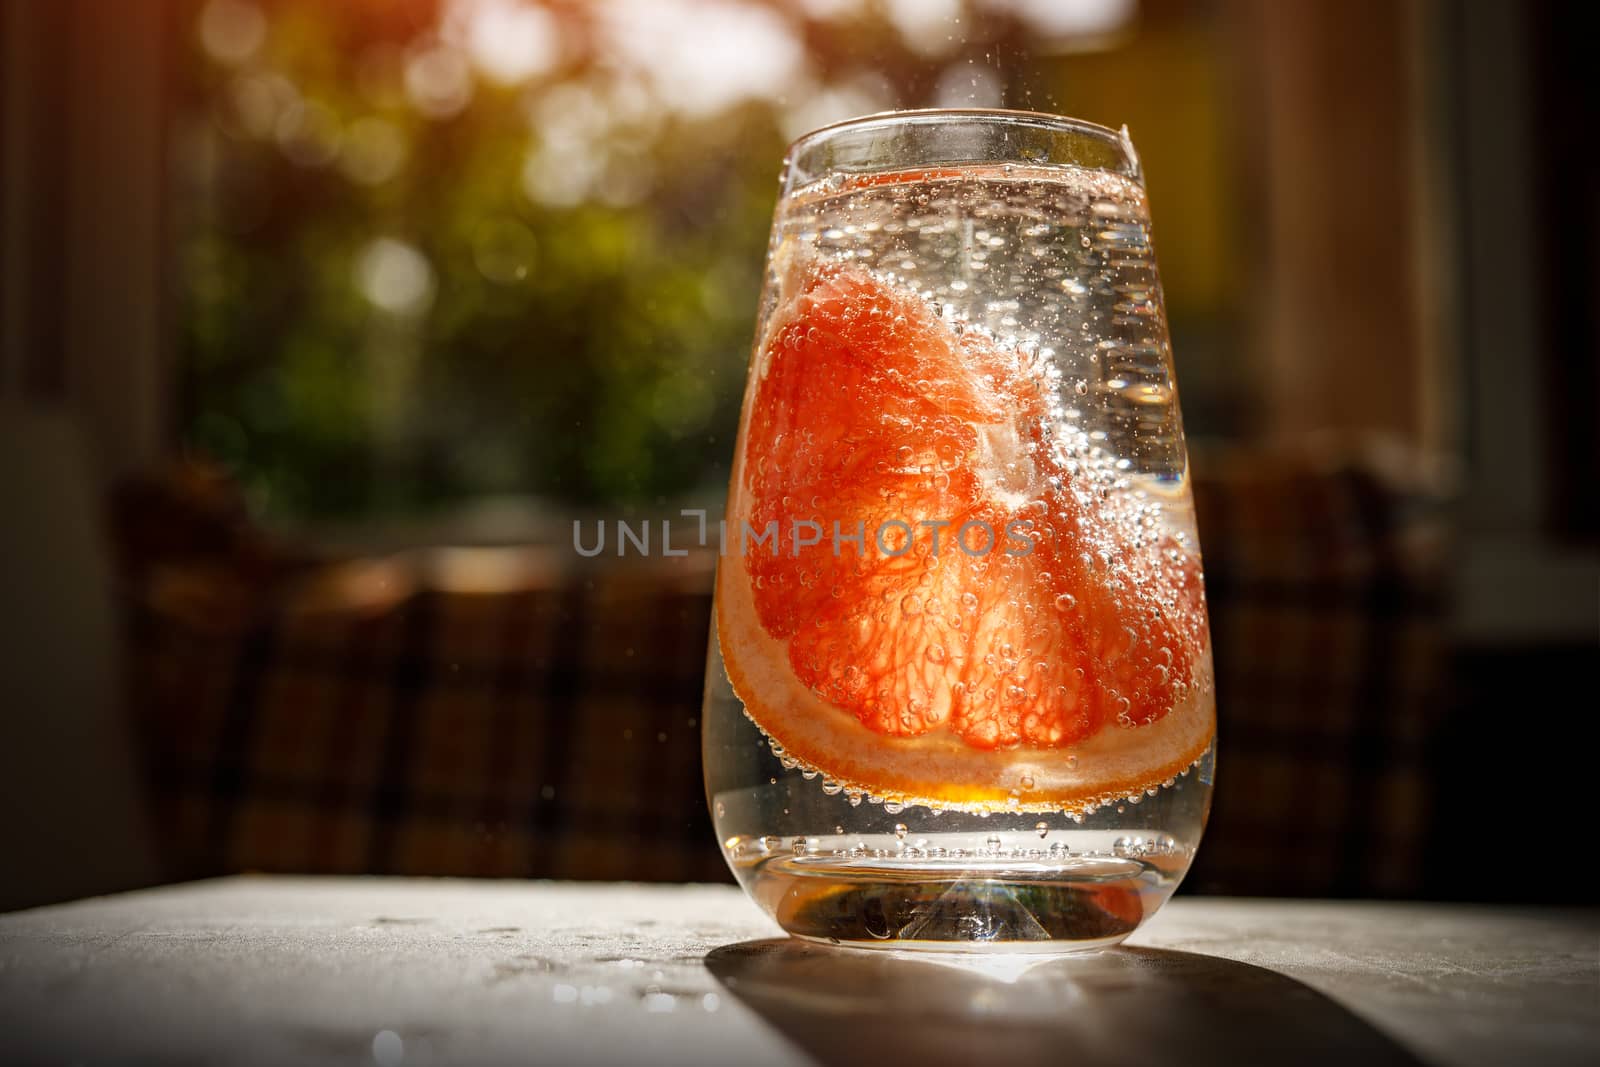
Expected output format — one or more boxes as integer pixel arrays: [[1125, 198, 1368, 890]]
[[1185, 445, 1449, 896], [127, 445, 1448, 895], [130, 559, 725, 883]]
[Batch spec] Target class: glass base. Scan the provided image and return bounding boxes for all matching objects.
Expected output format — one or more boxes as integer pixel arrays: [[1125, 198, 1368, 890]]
[[737, 831, 1176, 952]]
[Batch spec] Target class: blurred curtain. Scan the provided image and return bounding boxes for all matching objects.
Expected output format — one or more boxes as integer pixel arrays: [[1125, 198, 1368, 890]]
[[1, 0, 170, 909]]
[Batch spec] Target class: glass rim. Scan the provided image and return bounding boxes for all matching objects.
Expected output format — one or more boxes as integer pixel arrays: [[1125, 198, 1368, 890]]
[[785, 107, 1131, 158]]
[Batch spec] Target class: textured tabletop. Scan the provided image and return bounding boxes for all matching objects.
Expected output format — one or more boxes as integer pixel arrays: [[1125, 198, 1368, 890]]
[[0, 877, 1594, 1066]]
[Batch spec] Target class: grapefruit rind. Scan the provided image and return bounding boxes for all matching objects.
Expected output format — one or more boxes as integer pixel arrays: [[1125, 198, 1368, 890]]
[[715, 253, 1215, 813]]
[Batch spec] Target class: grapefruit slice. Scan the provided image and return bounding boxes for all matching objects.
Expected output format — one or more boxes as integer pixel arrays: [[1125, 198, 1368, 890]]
[[716, 260, 1213, 812]]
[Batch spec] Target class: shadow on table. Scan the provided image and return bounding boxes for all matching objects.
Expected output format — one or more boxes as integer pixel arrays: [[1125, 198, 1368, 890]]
[[705, 939, 1423, 1067]]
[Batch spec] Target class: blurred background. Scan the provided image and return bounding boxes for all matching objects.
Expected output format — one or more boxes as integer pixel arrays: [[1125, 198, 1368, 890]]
[[1, 0, 1594, 911]]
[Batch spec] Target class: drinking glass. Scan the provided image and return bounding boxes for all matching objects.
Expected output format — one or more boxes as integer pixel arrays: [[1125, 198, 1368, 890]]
[[703, 110, 1215, 951]]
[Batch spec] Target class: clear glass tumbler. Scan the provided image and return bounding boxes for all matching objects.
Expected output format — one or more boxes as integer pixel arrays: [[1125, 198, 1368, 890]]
[[703, 110, 1215, 951]]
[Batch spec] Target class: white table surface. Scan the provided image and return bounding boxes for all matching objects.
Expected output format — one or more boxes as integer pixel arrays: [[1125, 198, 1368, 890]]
[[0, 877, 1594, 1066]]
